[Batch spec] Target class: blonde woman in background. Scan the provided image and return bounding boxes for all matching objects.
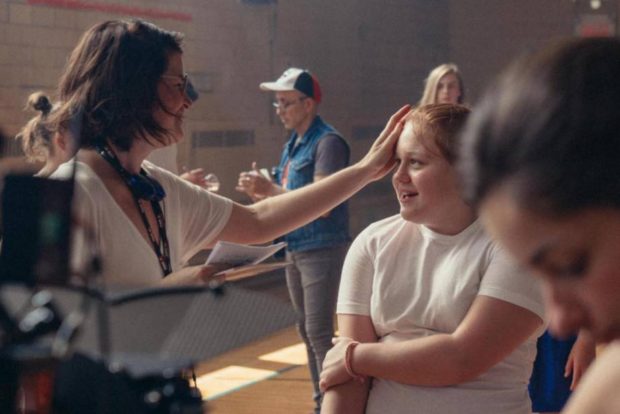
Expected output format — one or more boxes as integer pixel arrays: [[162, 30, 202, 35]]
[[459, 37, 620, 414], [16, 92, 73, 177], [418, 63, 465, 106]]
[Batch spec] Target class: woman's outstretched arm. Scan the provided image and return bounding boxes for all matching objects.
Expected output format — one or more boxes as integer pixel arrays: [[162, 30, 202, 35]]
[[215, 105, 410, 245]]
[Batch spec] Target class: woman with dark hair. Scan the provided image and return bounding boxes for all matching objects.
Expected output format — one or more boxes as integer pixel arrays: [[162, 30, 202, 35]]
[[320, 104, 545, 414], [460, 37, 620, 414], [50, 19, 408, 287]]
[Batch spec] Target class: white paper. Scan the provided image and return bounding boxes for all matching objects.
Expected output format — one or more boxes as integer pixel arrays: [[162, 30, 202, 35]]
[[205, 241, 287, 266], [259, 168, 271, 179]]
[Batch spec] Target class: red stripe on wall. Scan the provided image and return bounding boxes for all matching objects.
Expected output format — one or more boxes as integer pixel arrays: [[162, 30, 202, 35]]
[[27, 0, 193, 22]]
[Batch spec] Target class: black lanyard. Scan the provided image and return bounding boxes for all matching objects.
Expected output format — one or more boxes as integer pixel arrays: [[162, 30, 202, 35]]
[[135, 197, 172, 277], [96, 144, 172, 277]]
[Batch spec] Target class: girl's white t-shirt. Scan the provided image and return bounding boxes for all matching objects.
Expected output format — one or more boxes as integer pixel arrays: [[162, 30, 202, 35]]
[[338, 214, 545, 414]]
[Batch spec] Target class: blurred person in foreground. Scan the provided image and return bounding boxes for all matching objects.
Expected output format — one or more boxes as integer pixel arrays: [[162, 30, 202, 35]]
[[417, 60, 594, 412], [459, 37, 620, 414]]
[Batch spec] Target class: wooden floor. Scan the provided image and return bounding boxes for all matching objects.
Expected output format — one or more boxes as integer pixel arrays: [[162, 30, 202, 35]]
[[194, 271, 316, 414], [197, 326, 315, 414]]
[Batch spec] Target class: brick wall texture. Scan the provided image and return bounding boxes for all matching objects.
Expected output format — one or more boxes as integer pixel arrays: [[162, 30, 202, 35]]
[[0, 0, 615, 235]]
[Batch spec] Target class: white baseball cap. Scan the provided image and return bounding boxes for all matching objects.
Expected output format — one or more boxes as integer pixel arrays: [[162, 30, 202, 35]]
[[259, 67, 322, 103]]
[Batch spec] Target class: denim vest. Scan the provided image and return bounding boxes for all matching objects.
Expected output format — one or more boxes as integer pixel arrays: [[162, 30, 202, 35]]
[[274, 116, 350, 252]]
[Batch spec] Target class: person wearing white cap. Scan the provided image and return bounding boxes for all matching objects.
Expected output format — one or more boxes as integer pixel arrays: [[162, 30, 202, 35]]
[[237, 67, 351, 413]]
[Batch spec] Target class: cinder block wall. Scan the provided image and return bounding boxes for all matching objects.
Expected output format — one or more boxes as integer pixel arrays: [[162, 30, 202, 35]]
[[449, 0, 576, 104], [0, 0, 613, 236]]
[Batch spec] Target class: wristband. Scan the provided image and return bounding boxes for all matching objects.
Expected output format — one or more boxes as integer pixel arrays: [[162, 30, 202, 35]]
[[344, 341, 366, 383]]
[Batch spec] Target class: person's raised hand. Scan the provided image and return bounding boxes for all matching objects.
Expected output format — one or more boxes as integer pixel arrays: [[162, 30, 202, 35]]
[[565, 331, 596, 390], [235, 161, 273, 200], [181, 167, 208, 189]]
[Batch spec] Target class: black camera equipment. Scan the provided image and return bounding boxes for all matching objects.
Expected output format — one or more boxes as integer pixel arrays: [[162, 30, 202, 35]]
[[0, 174, 74, 413], [0, 174, 205, 413], [0, 175, 73, 286]]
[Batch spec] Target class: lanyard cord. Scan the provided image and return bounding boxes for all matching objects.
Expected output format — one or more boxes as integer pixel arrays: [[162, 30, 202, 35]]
[[135, 197, 172, 277], [96, 144, 172, 277]]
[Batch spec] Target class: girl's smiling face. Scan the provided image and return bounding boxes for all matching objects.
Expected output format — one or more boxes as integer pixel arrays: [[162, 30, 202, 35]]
[[392, 121, 471, 234]]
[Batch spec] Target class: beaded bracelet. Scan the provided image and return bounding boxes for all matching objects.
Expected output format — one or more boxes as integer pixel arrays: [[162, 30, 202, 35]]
[[344, 341, 366, 383]]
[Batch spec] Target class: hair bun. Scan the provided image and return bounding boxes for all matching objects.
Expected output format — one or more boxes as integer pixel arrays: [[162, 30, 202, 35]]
[[27, 92, 53, 115]]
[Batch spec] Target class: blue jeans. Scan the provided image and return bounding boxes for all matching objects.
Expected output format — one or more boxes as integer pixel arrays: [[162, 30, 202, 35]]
[[285, 244, 348, 413]]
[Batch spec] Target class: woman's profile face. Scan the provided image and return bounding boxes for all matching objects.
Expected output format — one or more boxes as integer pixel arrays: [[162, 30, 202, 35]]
[[480, 186, 620, 343], [435, 72, 461, 104], [153, 52, 192, 146]]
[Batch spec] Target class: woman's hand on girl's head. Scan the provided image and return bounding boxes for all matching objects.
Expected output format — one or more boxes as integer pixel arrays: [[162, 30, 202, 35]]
[[320, 336, 356, 391], [357, 104, 411, 181]]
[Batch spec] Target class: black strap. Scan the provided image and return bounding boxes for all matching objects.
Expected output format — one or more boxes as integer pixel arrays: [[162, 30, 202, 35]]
[[96, 144, 172, 277], [135, 197, 172, 277]]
